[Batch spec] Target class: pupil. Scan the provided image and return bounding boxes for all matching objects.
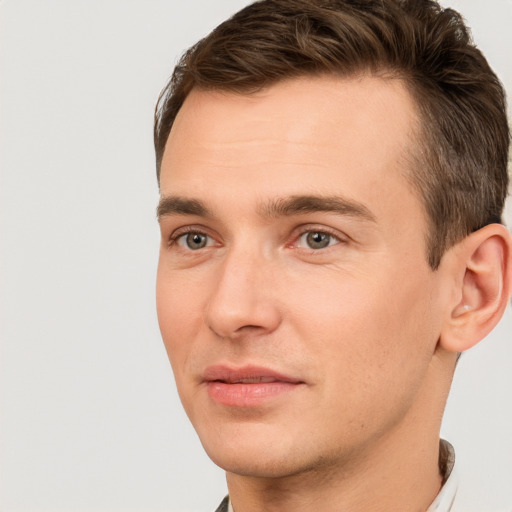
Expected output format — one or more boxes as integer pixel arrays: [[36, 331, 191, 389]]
[[187, 233, 206, 249], [307, 232, 329, 249]]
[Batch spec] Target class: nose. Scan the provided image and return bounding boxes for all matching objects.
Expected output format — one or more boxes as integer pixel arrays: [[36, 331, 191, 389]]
[[204, 247, 281, 340]]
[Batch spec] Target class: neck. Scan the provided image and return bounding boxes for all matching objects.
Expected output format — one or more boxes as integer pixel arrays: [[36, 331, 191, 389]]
[[226, 350, 456, 512]]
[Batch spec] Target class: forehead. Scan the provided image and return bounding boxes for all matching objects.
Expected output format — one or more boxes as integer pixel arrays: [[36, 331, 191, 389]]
[[159, 75, 425, 236], [162, 75, 417, 177]]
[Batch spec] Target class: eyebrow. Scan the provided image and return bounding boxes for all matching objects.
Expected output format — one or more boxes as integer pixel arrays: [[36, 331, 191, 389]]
[[259, 195, 377, 222], [157, 194, 376, 223], [157, 196, 212, 220]]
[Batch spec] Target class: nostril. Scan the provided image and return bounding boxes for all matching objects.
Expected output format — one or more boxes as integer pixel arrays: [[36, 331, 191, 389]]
[[206, 321, 266, 340], [203, 264, 282, 338]]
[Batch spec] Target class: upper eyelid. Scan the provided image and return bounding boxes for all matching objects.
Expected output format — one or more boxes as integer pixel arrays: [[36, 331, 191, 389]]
[[168, 224, 215, 239], [291, 224, 349, 243], [163, 223, 350, 247], [165, 226, 219, 250], [297, 230, 340, 243], [176, 231, 216, 249]]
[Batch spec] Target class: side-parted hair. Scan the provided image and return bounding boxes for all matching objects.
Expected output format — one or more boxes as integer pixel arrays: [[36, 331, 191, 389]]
[[154, 0, 510, 269]]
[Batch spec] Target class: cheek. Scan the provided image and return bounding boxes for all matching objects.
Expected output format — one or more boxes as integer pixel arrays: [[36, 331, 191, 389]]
[[287, 265, 438, 399], [312, 290, 434, 445], [156, 262, 205, 373]]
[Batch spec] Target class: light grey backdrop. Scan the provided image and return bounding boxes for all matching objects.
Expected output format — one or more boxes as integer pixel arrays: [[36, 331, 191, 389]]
[[1, 1, 511, 511]]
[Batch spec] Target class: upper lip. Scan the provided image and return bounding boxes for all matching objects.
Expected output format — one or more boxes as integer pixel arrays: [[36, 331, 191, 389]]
[[202, 365, 303, 384]]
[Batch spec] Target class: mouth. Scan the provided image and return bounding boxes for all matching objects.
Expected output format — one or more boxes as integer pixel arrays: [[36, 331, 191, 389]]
[[202, 365, 305, 407]]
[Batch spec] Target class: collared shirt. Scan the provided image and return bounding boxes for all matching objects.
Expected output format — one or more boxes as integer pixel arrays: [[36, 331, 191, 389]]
[[427, 440, 457, 511], [215, 440, 458, 512]]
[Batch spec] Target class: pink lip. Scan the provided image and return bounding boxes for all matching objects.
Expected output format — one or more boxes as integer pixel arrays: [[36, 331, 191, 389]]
[[202, 365, 304, 407]]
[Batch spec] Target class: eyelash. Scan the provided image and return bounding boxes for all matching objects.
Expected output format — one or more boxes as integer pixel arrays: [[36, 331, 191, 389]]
[[292, 226, 344, 251], [167, 225, 347, 252], [168, 226, 216, 248]]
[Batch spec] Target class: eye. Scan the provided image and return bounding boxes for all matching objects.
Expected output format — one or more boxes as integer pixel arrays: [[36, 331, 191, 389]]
[[175, 232, 213, 250], [297, 230, 340, 250]]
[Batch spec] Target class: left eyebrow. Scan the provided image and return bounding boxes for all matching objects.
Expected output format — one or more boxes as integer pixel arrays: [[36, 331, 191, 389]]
[[259, 195, 377, 222]]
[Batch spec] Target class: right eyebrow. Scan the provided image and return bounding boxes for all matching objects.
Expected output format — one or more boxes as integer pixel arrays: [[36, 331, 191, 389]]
[[156, 196, 212, 220]]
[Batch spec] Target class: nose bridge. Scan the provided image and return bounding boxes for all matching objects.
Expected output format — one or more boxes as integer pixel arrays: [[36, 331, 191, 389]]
[[205, 238, 280, 338]]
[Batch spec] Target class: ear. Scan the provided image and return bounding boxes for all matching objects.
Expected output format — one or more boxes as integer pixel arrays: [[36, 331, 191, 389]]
[[439, 223, 512, 354]]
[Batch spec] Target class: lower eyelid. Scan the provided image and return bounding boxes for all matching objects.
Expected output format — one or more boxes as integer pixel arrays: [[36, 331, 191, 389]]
[[177, 233, 209, 246], [166, 226, 347, 251], [295, 230, 344, 248]]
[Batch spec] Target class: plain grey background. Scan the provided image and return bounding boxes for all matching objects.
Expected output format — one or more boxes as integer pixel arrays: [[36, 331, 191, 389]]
[[1, 1, 511, 511]]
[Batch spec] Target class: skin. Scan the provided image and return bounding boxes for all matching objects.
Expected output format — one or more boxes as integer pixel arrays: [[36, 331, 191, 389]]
[[156, 76, 511, 511]]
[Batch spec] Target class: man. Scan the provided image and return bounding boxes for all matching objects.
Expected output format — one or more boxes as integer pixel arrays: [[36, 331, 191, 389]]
[[154, 1, 512, 510]]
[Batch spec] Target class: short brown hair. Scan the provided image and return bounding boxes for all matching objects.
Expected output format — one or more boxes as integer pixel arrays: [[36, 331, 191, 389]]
[[154, 0, 510, 269]]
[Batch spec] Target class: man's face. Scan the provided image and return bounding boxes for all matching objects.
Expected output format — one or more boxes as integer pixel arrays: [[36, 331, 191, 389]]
[[156, 76, 449, 478]]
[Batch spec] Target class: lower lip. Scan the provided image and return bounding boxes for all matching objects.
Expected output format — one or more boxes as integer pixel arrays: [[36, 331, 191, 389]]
[[206, 381, 300, 407]]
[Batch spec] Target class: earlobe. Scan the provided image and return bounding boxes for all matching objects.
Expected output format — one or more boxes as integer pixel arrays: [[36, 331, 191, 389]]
[[440, 224, 512, 354]]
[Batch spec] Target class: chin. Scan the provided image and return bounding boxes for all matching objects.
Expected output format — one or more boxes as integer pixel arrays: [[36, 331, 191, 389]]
[[198, 427, 339, 480], [207, 449, 305, 479], [197, 426, 302, 477]]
